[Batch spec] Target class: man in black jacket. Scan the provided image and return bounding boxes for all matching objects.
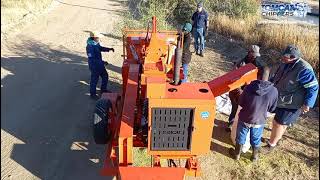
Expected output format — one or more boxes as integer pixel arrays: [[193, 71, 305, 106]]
[[181, 23, 193, 83]]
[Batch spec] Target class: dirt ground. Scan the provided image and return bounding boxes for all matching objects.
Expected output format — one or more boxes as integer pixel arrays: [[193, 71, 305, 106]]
[[1, 0, 319, 180], [186, 33, 319, 180], [1, 0, 124, 179]]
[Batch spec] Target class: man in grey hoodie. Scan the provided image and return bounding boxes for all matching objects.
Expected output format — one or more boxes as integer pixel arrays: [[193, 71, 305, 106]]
[[229, 69, 278, 162]]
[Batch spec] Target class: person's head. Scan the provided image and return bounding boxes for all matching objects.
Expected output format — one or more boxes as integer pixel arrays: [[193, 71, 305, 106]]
[[90, 31, 103, 43], [182, 23, 192, 34], [248, 45, 261, 58], [281, 44, 301, 64], [197, 2, 203, 12]]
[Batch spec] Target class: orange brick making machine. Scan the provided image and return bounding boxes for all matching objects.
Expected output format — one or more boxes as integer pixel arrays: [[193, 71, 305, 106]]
[[93, 16, 258, 179]]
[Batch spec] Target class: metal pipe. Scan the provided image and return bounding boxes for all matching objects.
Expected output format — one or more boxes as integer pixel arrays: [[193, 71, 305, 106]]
[[152, 16, 157, 33], [173, 32, 183, 85]]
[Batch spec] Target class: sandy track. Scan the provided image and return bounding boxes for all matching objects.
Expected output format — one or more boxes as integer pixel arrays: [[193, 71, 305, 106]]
[[1, 0, 125, 179]]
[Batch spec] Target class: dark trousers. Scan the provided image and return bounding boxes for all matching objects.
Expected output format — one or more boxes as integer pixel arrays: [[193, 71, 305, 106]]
[[228, 97, 238, 126], [90, 68, 108, 95], [228, 89, 241, 126]]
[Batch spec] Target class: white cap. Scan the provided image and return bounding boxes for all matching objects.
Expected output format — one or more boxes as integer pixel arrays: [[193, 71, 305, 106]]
[[250, 45, 261, 57], [90, 31, 103, 38]]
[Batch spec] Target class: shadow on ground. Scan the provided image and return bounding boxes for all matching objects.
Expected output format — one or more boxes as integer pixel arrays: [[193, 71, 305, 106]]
[[210, 119, 233, 159], [1, 37, 121, 180]]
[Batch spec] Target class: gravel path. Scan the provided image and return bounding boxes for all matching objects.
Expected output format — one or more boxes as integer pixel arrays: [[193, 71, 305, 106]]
[[1, 0, 124, 179]]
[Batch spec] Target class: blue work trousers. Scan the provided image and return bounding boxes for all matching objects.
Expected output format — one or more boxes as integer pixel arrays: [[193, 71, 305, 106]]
[[193, 28, 205, 52], [181, 64, 189, 83], [236, 121, 264, 148], [90, 68, 108, 96]]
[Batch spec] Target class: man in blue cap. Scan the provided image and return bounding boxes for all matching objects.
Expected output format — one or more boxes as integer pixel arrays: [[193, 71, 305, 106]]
[[262, 44, 319, 152], [191, 2, 209, 57], [181, 23, 193, 83], [86, 31, 115, 99]]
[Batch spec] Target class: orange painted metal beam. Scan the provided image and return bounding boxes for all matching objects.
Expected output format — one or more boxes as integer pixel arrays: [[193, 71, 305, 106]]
[[100, 141, 119, 176], [119, 64, 139, 137], [117, 64, 139, 166], [152, 16, 157, 33], [208, 63, 258, 97], [118, 167, 185, 180]]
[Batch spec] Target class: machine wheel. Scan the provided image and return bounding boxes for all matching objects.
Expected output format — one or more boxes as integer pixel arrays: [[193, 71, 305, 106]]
[[93, 98, 112, 144]]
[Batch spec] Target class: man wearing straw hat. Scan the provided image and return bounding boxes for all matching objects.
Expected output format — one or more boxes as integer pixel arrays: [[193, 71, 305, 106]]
[[86, 31, 114, 99]]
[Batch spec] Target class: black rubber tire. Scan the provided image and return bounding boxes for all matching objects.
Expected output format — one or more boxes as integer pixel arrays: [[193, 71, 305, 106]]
[[93, 98, 112, 144]]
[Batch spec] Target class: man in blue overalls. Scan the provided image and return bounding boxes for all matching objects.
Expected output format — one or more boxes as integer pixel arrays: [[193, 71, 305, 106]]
[[191, 2, 209, 57], [86, 31, 114, 99]]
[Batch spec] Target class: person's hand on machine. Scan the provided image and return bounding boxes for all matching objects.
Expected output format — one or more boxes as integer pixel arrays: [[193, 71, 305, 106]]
[[301, 104, 310, 114], [110, 48, 115, 52]]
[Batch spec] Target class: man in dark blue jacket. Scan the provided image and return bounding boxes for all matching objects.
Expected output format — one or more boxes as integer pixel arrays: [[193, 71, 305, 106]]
[[191, 2, 209, 57], [229, 69, 278, 162], [86, 31, 114, 99], [263, 45, 319, 152]]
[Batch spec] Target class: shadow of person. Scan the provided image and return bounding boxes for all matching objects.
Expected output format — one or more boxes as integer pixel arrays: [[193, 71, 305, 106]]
[[210, 119, 234, 158], [1, 37, 119, 180], [106, 63, 122, 74]]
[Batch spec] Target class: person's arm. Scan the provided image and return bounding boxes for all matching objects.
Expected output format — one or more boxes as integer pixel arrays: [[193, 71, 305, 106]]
[[205, 11, 209, 30], [268, 88, 278, 113], [297, 68, 319, 111], [99, 45, 114, 52], [269, 64, 282, 83], [234, 57, 246, 69], [238, 87, 247, 108], [191, 12, 196, 27]]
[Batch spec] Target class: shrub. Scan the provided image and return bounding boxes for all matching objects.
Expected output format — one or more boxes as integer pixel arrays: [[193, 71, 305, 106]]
[[205, 0, 260, 18]]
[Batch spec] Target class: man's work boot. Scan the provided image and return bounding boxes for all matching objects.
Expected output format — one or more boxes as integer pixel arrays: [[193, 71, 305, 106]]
[[229, 143, 242, 160], [200, 50, 204, 57], [196, 49, 200, 55], [261, 137, 269, 143], [262, 137, 283, 145], [251, 147, 260, 162], [261, 141, 275, 154], [90, 94, 99, 100]]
